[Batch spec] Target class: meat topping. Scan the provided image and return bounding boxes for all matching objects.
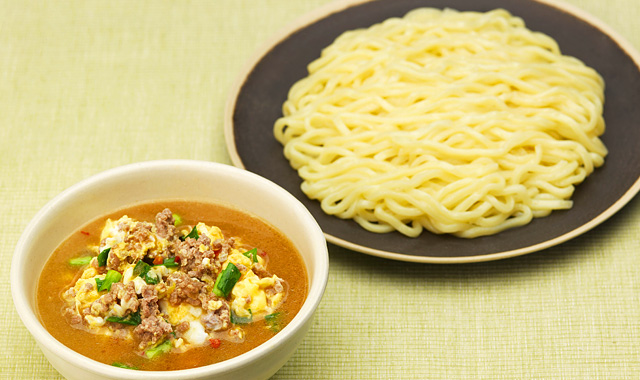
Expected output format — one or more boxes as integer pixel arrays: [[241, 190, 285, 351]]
[[61, 208, 287, 356]]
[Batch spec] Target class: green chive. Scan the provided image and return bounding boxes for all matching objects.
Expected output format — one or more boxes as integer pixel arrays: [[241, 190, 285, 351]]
[[69, 256, 92, 266], [145, 340, 172, 359], [97, 247, 110, 267], [112, 362, 137, 370], [96, 270, 122, 292], [154, 256, 179, 268], [133, 260, 151, 277], [133, 260, 159, 285], [179, 225, 199, 241], [242, 248, 258, 263], [265, 312, 283, 332], [172, 213, 182, 226], [106, 310, 141, 326], [143, 271, 160, 285], [213, 263, 241, 298], [230, 309, 253, 324]]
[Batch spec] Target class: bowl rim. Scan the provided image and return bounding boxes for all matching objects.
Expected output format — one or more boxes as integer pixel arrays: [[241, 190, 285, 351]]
[[11, 159, 329, 379]]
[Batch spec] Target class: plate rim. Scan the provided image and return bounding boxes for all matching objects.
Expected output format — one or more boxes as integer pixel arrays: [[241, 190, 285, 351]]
[[224, 0, 640, 263]]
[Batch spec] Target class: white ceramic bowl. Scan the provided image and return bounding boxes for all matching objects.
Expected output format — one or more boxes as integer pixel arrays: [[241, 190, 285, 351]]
[[11, 160, 329, 380]]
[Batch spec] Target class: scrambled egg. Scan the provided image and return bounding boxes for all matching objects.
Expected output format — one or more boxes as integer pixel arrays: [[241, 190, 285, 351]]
[[194, 222, 224, 242], [100, 216, 171, 267], [159, 301, 209, 345], [225, 251, 284, 318], [69, 268, 101, 314], [232, 271, 284, 317]]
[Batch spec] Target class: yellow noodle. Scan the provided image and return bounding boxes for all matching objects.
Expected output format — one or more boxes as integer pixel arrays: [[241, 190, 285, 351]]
[[274, 8, 607, 238]]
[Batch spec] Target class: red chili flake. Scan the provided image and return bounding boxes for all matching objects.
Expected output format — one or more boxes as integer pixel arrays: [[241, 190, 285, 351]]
[[258, 250, 267, 258], [153, 256, 163, 265], [80, 231, 91, 236], [175, 256, 181, 264], [209, 338, 221, 348]]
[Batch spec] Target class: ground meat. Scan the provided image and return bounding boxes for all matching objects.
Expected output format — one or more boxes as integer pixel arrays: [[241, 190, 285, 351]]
[[106, 222, 157, 270], [110, 282, 124, 294], [114, 282, 139, 313], [62, 287, 76, 301], [133, 284, 173, 349], [126, 222, 153, 251], [133, 315, 173, 349], [70, 314, 82, 325], [155, 208, 175, 239], [166, 272, 204, 306], [198, 291, 220, 310], [118, 221, 132, 232], [106, 254, 121, 272], [227, 327, 245, 343], [201, 308, 229, 332], [179, 236, 235, 278], [198, 292, 230, 332], [175, 321, 190, 334], [265, 278, 285, 299], [140, 284, 156, 302], [90, 282, 139, 316], [63, 307, 83, 326], [273, 278, 284, 293], [252, 262, 271, 278], [212, 237, 235, 264], [177, 235, 217, 278], [139, 285, 159, 318], [90, 292, 115, 316]]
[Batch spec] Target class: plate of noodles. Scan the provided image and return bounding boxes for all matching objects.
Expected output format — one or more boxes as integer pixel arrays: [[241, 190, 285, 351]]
[[224, 0, 640, 263]]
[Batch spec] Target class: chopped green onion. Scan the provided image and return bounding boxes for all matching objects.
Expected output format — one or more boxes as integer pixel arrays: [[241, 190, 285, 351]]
[[106, 310, 141, 326], [96, 270, 122, 292], [69, 256, 92, 266], [179, 225, 199, 241], [133, 260, 151, 277], [242, 248, 258, 263], [97, 247, 110, 267], [265, 312, 282, 332], [155, 256, 179, 268], [132, 260, 159, 285], [230, 309, 253, 324], [145, 340, 172, 359], [143, 271, 159, 285], [172, 213, 182, 226], [213, 263, 241, 298], [111, 362, 137, 370]]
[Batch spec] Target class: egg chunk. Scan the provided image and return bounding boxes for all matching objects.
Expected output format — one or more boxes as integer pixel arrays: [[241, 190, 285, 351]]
[[193, 222, 224, 242], [66, 267, 102, 314], [99, 216, 170, 270], [159, 300, 210, 345], [230, 270, 284, 319]]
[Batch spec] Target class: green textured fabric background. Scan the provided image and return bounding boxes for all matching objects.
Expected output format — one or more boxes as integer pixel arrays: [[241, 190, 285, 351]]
[[3, 0, 640, 378]]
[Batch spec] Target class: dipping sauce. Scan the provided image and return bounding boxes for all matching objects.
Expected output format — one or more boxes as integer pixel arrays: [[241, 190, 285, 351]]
[[36, 200, 308, 371]]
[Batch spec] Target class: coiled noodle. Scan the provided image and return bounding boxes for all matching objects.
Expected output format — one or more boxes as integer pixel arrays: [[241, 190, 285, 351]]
[[274, 8, 607, 238]]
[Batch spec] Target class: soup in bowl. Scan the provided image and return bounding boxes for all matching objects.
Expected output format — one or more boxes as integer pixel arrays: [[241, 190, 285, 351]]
[[11, 160, 329, 380]]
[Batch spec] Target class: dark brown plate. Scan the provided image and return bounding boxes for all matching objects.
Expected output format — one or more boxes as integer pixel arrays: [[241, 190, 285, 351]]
[[224, 0, 640, 263]]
